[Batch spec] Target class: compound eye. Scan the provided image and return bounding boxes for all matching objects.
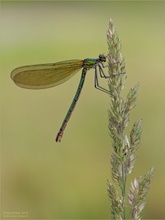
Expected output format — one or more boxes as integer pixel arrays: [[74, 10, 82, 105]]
[[100, 55, 106, 62], [98, 54, 106, 63]]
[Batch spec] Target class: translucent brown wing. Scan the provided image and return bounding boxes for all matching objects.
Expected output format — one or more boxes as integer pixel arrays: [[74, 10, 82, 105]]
[[11, 59, 83, 89]]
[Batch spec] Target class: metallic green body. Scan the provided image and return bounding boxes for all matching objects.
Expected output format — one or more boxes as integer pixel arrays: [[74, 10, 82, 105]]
[[56, 57, 102, 142]]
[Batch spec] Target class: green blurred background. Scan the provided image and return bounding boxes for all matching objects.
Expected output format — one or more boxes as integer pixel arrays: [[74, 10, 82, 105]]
[[1, 1, 165, 219]]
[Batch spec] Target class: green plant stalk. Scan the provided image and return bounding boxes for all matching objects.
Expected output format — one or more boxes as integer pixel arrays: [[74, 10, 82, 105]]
[[106, 18, 154, 220], [107, 18, 127, 219], [122, 165, 126, 219]]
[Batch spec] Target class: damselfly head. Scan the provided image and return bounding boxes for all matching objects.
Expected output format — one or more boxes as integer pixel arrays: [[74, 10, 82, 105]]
[[99, 54, 106, 62]]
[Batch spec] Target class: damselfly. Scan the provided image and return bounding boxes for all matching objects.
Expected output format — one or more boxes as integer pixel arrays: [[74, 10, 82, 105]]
[[11, 54, 111, 142]]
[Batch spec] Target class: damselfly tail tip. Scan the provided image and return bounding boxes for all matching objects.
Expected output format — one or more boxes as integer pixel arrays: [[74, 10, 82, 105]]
[[56, 131, 63, 142]]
